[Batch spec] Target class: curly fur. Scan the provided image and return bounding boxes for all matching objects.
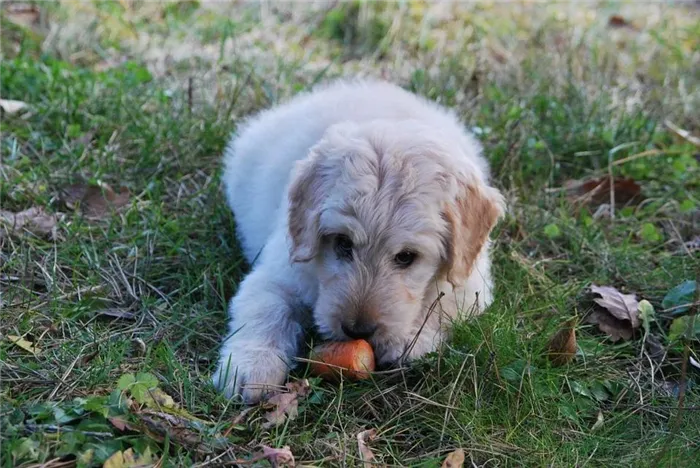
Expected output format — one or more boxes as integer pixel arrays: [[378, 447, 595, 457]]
[[212, 79, 505, 403]]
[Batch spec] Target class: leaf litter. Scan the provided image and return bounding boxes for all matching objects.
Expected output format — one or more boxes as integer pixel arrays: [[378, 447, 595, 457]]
[[585, 284, 641, 342], [59, 182, 130, 219], [5, 335, 41, 356], [563, 177, 642, 208], [261, 379, 311, 429], [0, 98, 29, 115], [442, 448, 465, 468], [235, 445, 296, 467], [357, 428, 378, 468], [546, 318, 577, 366], [0, 207, 59, 239]]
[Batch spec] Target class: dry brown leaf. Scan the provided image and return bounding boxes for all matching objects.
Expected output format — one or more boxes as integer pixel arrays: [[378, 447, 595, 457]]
[[0, 207, 58, 239], [108, 417, 134, 432], [590, 285, 640, 329], [260, 446, 295, 468], [608, 15, 638, 30], [585, 310, 633, 342], [237, 445, 296, 467], [357, 429, 378, 468], [262, 379, 310, 429], [3, 3, 40, 29], [564, 177, 641, 208], [6, 335, 41, 355], [0, 98, 29, 115], [546, 319, 577, 366], [60, 182, 130, 219], [442, 448, 465, 468]]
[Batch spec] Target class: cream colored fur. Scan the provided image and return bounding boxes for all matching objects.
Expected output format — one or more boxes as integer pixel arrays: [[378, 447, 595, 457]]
[[212, 79, 505, 403]]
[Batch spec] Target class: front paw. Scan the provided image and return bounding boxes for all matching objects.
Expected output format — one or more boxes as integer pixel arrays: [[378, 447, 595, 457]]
[[212, 345, 290, 404]]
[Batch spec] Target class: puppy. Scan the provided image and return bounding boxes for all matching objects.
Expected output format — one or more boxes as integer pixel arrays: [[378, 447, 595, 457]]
[[213, 79, 504, 403]]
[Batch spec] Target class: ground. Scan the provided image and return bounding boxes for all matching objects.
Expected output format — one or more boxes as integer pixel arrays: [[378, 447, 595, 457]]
[[1, 1, 699, 467]]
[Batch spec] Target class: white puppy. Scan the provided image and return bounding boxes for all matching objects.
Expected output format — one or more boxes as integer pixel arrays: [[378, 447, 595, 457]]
[[213, 79, 504, 403]]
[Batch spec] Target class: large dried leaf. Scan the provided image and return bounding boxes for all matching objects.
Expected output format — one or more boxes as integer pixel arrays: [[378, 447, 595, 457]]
[[59, 182, 130, 219], [2, 3, 40, 29], [0, 98, 29, 115], [546, 319, 577, 366], [442, 448, 465, 468], [261, 379, 310, 429], [586, 284, 642, 342], [590, 285, 640, 328], [259, 446, 295, 467], [0, 207, 58, 239], [585, 310, 633, 342], [357, 429, 378, 468], [564, 177, 641, 208], [237, 445, 296, 468], [6, 335, 41, 355]]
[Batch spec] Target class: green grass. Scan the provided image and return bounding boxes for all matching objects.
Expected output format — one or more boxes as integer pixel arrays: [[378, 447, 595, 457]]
[[1, 2, 699, 467]]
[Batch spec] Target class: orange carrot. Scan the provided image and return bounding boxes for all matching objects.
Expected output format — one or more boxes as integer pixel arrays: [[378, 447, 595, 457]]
[[308, 339, 376, 381]]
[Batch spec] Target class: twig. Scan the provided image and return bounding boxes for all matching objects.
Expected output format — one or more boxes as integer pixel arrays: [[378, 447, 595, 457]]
[[22, 423, 113, 438]]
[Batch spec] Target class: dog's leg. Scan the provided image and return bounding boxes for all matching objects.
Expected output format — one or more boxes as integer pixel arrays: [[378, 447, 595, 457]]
[[212, 257, 306, 404]]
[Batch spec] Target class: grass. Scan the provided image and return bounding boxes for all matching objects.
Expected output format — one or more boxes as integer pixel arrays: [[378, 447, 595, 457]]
[[1, 1, 699, 466]]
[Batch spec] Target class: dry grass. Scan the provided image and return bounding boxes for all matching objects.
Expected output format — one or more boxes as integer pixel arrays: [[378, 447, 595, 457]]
[[2, 1, 699, 466]]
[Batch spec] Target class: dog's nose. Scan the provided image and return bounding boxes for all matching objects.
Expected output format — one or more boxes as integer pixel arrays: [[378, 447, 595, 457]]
[[341, 321, 377, 340]]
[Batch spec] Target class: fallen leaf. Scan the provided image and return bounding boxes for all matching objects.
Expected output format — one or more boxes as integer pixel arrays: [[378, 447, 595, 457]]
[[0, 98, 29, 115], [0, 207, 58, 239], [3, 3, 40, 29], [262, 379, 310, 429], [59, 182, 130, 219], [590, 285, 640, 328], [108, 417, 134, 432], [442, 448, 465, 468], [6, 335, 40, 355], [608, 15, 638, 30], [263, 393, 297, 428], [546, 318, 577, 366], [260, 445, 295, 467], [590, 411, 605, 431], [357, 429, 377, 468], [143, 388, 175, 409], [584, 310, 633, 342], [564, 177, 641, 208]]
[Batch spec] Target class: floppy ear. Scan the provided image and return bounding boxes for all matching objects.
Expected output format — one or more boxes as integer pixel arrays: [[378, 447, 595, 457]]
[[287, 151, 324, 263], [442, 178, 505, 286]]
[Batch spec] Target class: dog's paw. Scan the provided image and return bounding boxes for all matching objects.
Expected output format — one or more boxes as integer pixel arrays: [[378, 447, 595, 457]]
[[212, 346, 290, 404]]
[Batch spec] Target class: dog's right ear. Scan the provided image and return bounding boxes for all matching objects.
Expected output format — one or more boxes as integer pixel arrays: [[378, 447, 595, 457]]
[[287, 152, 323, 263]]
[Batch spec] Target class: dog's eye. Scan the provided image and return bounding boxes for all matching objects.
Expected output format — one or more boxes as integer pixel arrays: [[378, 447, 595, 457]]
[[334, 234, 354, 260], [394, 251, 416, 268]]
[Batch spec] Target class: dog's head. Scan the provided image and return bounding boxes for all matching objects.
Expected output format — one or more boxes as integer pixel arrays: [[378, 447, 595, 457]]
[[287, 120, 504, 365]]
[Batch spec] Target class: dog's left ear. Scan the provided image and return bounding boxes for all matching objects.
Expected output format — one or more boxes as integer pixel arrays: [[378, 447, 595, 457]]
[[287, 151, 324, 263], [442, 177, 505, 286]]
